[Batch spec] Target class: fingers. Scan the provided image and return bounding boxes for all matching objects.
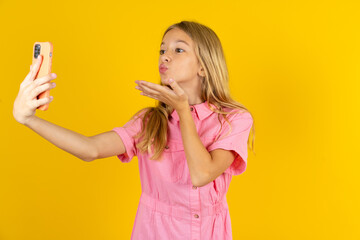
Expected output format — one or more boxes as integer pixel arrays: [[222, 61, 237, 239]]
[[32, 95, 54, 108], [136, 80, 172, 96], [28, 55, 43, 81], [29, 75, 57, 100], [22, 55, 42, 87], [33, 72, 57, 86], [136, 82, 159, 96], [30, 82, 56, 100], [167, 78, 183, 96]]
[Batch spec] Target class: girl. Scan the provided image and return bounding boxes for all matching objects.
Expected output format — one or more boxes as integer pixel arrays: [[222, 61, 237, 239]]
[[13, 20, 255, 239]]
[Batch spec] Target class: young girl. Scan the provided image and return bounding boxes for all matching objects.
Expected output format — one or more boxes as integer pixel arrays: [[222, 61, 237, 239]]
[[13, 20, 255, 239]]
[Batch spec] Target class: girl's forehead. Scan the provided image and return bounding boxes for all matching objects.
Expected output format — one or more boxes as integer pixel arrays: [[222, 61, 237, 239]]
[[162, 28, 193, 45]]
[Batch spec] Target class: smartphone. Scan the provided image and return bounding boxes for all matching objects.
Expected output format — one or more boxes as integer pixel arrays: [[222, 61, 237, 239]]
[[32, 42, 53, 111]]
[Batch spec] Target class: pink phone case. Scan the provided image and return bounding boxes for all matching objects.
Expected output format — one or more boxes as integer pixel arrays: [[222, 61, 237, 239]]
[[32, 42, 53, 111]]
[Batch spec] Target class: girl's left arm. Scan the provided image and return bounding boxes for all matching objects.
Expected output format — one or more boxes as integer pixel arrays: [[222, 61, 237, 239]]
[[178, 108, 235, 187], [133, 78, 235, 187]]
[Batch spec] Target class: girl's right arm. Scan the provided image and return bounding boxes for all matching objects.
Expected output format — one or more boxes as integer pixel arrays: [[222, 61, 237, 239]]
[[23, 115, 99, 162], [23, 116, 126, 162], [13, 55, 126, 162]]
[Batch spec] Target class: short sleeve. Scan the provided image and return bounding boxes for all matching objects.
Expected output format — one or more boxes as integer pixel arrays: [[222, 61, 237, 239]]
[[111, 112, 145, 163], [207, 111, 253, 176]]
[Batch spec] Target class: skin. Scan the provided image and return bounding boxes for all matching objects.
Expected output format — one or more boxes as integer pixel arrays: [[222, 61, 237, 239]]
[[13, 55, 57, 125], [135, 28, 236, 187]]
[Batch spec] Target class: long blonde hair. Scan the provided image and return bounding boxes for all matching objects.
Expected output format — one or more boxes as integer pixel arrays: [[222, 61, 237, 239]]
[[128, 20, 255, 161]]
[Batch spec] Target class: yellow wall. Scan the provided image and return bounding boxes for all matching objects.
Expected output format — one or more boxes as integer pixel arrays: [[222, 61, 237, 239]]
[[1, 0, 359, 239]]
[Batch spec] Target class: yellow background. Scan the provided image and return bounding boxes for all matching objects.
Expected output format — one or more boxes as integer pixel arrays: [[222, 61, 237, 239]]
[[1, 0, 359, 239]]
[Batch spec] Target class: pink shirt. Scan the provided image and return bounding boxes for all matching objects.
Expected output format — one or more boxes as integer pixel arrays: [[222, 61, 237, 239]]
[[112, 100, 253, 240]]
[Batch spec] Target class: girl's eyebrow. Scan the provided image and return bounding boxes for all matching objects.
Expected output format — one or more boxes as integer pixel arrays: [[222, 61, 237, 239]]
[[160, 40, 190, 47]]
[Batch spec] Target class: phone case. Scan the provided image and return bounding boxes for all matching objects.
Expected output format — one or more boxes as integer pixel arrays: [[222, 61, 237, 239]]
[[32, 42, 53, 111]]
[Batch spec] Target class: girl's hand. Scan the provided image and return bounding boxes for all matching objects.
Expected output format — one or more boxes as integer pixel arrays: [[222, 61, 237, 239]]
[[135, 78, 189, 113], [13, 55, 57, 125]]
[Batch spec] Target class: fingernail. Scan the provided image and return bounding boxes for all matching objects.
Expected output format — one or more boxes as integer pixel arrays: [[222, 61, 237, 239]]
[[169, 78, 174, 83], [52, 73, 57, 78]]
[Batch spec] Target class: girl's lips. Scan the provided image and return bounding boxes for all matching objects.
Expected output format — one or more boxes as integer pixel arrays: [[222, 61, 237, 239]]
[[159, 68, 168, 73]]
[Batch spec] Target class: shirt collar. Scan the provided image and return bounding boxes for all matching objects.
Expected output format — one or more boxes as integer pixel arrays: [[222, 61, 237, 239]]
[[169, 100, 215, 122]]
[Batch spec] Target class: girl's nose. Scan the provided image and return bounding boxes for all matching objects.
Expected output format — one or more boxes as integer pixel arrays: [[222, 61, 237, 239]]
[[160, 52, 171, 62], [161, 56, 169, 62]]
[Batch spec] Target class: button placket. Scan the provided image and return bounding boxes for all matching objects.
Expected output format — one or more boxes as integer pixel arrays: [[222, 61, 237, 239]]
[[190, 183, 201, 239], [189, 106, 200, 131]]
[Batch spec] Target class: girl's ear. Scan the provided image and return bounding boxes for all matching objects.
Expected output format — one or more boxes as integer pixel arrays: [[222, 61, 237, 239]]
[[198, 67, 205, 77]]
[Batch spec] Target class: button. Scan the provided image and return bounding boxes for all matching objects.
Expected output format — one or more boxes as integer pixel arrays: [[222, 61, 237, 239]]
[[190, 107, 194, 111], [165, 145, 169, 149], [192, 186, 197, 189], [194, 214, 199, 218]]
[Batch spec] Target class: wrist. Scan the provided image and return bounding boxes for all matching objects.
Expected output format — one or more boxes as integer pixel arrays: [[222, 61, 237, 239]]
[[176, 101, 191, 115], [24, 115, 37, 127], [177, 107, 192, 120]]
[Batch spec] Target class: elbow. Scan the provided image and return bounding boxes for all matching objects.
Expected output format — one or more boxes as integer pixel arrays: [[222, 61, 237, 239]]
[[192, 180, 209, 188], [83, 145, 98, 162], [82, 152, 97, 162], [191, 173, 211, 188], [81, 157, 93, 162], [192, 182, 205, 188], [84, 137, 99, 162]]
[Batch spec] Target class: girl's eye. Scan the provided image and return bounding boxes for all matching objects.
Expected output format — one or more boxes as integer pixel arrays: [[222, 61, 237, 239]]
[[159, 48, 184, 55]]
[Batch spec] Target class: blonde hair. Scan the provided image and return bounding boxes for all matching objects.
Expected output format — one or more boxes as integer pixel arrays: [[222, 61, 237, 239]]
[[128, 20, 256, 161]]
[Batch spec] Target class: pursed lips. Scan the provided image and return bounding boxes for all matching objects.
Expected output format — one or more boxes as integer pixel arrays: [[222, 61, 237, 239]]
[[159, 64, 168, 73]]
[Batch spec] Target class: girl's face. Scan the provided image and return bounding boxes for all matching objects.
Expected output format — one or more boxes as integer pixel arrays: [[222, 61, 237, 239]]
[[159, 28, 204, 85]]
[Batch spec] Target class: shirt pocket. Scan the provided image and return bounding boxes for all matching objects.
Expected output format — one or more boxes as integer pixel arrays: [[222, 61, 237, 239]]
[[160, 140, 185, 183]]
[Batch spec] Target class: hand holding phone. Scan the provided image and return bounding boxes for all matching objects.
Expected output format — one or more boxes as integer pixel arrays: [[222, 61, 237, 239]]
[[13, 43, 57, 125]]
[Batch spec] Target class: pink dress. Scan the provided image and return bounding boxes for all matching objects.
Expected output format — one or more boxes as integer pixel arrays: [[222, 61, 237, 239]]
[[112, 100, 253, 240]]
